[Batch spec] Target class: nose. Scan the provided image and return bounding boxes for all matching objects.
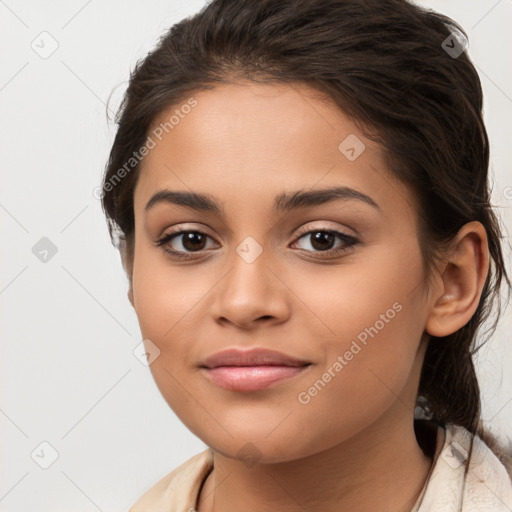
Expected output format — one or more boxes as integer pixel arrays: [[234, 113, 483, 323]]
[[210, 245, 291, 330]]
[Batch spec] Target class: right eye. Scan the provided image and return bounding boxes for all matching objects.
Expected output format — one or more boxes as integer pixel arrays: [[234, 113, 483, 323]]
[[155, 229, 219, 259]]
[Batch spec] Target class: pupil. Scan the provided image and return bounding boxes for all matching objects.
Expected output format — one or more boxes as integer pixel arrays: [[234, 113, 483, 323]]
[[311, 232, 334, 251], [183, 232, 205, 251]]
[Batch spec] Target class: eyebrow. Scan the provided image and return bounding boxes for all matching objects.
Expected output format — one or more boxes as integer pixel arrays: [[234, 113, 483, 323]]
[[144, 186, 381, 214]]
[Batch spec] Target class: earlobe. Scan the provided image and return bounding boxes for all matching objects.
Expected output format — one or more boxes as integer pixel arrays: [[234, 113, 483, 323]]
[[128, 287, 134, 308], [425, 221, 489, 338]]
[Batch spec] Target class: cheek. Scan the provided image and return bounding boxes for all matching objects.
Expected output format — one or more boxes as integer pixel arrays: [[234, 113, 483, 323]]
[[277, 302, 424, 460], [130, 246, 219, 420], [292, 235, 424, 358], [299, 295, 418, 404], [276, 244, 425, 441], [131, 241, 210, 340]]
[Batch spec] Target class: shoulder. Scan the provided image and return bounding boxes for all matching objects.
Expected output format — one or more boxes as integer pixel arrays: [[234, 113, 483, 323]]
[[129, 448, 214, 512], [474, 422, 512, 480], [448, 423, 512, 510], [418, 422, 512, 511]]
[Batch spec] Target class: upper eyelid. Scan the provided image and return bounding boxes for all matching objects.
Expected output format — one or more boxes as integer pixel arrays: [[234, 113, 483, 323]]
[[160, 219, 356, 238], [293, 222, 356, 238]]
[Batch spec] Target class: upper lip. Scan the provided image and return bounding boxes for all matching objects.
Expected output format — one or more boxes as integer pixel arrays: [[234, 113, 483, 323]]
[[200, 348, 311, 369]]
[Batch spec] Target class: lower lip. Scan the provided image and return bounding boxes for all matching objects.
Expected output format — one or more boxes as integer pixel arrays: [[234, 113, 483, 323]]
[[201, 365, 310, 391]]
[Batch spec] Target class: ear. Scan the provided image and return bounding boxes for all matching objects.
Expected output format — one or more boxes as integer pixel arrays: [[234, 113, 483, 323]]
[[119, 244, 135, 308], [128, 285, 134, 308], [425, 221, 489, 338]]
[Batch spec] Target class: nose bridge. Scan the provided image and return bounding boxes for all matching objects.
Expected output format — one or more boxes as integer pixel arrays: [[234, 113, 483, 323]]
[[225, 236, 271, 303], [211, 234, 289, 328], [230, 236, 269, 293]]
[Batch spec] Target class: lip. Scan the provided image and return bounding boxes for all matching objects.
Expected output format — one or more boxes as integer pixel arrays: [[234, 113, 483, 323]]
[[200, 347, 311, 368], [199, 348, 312, 392]]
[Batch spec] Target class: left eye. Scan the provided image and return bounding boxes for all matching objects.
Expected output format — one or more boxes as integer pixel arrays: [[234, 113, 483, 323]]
[[291, 229, 358, 254]]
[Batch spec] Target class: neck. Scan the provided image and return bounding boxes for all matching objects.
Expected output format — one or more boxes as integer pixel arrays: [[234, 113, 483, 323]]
[[197, 407, 434, 512]]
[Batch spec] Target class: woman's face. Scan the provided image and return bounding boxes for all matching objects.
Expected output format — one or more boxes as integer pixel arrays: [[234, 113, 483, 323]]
[[130, 81, 433, 463]]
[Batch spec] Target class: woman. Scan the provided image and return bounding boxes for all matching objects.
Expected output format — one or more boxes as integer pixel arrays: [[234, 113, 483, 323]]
[[100, 0, 512, 510]]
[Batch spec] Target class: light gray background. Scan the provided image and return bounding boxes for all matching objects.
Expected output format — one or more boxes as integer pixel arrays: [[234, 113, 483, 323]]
[[1, 1, 511, 510]]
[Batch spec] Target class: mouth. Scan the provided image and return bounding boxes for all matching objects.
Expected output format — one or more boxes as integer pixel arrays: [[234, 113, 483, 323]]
[[200, 364, 311, 392], [199, 347, 312, 392]]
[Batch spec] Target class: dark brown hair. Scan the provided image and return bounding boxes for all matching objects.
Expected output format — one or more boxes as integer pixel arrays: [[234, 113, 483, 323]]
[[101, 0, 510, 458]]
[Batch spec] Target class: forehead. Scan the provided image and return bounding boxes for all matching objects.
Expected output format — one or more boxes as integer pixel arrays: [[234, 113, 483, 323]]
[[133, 81, 416, 222], [145, 80, 360, 164]]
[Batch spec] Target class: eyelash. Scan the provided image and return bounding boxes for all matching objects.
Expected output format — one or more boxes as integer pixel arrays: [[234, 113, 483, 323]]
[[154, 226, 359, 260]]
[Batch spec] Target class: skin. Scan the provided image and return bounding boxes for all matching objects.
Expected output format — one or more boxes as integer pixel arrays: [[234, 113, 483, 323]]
[[125, 81, 489, 512]]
